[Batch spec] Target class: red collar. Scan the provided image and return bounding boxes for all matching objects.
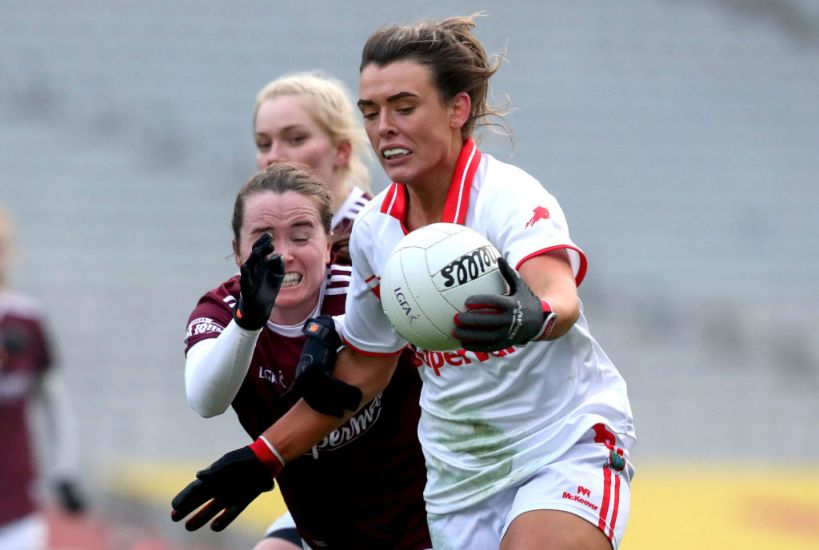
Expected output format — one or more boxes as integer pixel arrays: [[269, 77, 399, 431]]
[[380, 139, 481, 233]]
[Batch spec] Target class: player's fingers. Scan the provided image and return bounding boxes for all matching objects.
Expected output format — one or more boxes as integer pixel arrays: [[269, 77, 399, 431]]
[[455, 310, 507, 329], [247, 233, 274, 267], [171, 479, 213, 519], [184, 499, 224, 532], [262, 254, 285, 295], [266, 253, 285, 276], [453, 326, 505, 346], [458, 340, 505, 353], [457, 337, 506, 352], [496, 257, 518, 294], [464, 294, 506, 310], [210, 503, 248, 532], [255, 233, 275, 255]]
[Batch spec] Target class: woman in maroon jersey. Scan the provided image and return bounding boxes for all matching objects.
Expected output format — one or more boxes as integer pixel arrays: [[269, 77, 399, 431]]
[[251, 70, 376, 549], [180, 164, 430, 549], [0, 207, 86, 550], [188, 70, 423, 549]]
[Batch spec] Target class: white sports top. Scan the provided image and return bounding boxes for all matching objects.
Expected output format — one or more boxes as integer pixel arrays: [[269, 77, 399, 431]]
[[341, 139, 635, 514]]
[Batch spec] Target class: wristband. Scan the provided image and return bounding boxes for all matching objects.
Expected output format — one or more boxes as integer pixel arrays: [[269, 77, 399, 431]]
[[249, 436, 285, 475], [535, 300, 558, 341]]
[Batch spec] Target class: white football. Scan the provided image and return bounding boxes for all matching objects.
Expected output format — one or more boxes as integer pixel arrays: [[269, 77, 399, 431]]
[[380, 223, 508, 351]]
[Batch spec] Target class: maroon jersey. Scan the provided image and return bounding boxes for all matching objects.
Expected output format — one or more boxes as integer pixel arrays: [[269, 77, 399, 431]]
[[184, 265, 430, 549], [331, 186, 371, 238], [0, 292, 53, 525]]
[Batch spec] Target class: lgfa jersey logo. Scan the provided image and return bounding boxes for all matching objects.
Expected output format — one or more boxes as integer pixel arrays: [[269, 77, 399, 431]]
[[525, 206, 550, 228]]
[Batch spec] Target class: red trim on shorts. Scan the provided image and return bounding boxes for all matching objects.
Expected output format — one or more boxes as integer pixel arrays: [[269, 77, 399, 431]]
[[516, 245, 588, 286], [593, 423, 621, 543], [599, 465, 613, 540], [610, 473, 622, 540]]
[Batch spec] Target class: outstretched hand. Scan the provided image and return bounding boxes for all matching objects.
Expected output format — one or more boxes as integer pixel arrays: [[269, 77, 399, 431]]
[[54, 478, 87, 515], [454, 257, 556, 352], [234, 233, 285, 330], [170, 444, 278, 532]]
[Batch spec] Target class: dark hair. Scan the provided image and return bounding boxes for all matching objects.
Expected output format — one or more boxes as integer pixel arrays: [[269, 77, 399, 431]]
[[360, 13, 508, 139], [232, 163, 351, 264]]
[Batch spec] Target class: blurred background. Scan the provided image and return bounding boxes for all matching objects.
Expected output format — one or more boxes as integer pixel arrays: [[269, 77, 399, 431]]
[[2, 0, 818, 548]]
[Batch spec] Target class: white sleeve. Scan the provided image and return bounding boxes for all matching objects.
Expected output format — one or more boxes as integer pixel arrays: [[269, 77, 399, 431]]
[[37, 369, 80, 479], [340, 220, 407, 354], [478, 162, 588, 285], [184, 320, 261, 417]]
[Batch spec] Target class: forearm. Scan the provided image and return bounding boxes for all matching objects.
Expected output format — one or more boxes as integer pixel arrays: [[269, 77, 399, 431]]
[[37, 370, 80, 478], [262, 347, 398, 462], [519, 251, 580, 340], [539, 277, 579, 339], [185, 321, 260, 417]]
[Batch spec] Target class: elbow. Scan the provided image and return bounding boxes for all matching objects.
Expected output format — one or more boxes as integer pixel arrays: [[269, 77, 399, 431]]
[[548, 300, 580, 340], [186, 386, 227, 418], [565, 303, 580, 328]]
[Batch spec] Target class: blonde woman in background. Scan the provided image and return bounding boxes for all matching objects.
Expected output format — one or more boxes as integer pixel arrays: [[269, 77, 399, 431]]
[[253, 71, 374, 237]]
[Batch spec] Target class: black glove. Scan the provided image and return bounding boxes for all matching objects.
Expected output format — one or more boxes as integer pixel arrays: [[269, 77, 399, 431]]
[[171, 443, 278, 532], [54, 479, 86, 514], [281, 316, 362, 418], [234, 233, 285, 330], [454, 257, 557, 352]]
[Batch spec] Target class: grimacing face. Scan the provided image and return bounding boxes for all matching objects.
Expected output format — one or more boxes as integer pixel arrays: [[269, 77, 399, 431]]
[[254, 95, 349, 189], [234, 190, 331, 325], [357, 60, 468, 192]]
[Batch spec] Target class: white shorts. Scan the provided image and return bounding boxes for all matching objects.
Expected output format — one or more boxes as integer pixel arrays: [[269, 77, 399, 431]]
[[0, 513, 47, 550], [427, 424, 634, 549], [263, 511, 306, 548]]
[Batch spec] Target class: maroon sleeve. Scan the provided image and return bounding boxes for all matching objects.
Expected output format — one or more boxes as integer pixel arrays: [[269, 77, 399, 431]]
[[29, 315, 53, 374], [183, 277, 240, 354]]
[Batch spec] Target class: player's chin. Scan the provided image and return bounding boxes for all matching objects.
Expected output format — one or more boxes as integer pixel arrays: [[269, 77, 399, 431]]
[[381, 158, 414, 181]]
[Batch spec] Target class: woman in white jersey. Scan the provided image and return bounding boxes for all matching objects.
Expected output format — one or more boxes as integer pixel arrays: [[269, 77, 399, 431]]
[[173, 15, 635, 550]]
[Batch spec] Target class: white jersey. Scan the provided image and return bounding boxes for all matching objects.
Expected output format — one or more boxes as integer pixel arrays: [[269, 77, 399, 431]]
[[342, 139, 635, 515]]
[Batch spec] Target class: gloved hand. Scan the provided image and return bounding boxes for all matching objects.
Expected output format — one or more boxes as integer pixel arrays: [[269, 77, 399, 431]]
[[454, 257, 557, 352], [54, 478, 86, 514], [281, 316, 362, 418], [234, 233, 285, 330], [171, 438, 282, 532]]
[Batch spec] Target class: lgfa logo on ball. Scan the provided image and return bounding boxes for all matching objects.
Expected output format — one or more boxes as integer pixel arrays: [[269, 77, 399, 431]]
[[392, 286, 420, 325], [380, 223, 508, 351]]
